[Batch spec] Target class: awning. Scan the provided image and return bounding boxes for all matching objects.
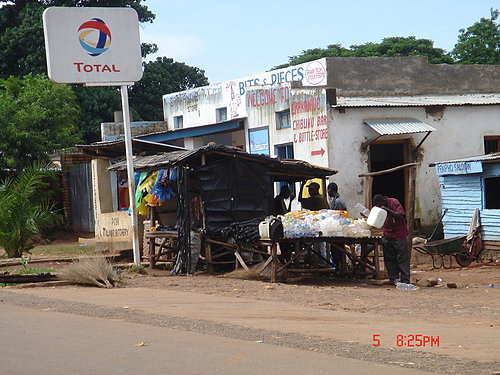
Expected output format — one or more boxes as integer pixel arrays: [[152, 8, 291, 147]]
[[364, 118, 436, 135], [361, 118, 435, 150], [77, 139, 186, 157], [137, 119, 244, 143]]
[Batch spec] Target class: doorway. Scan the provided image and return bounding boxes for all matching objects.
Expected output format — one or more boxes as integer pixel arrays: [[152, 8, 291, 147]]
[[369, 141, 408, 209]]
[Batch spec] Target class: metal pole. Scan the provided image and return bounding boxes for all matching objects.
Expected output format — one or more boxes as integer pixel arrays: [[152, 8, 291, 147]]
[[120, 85, 141, 265]]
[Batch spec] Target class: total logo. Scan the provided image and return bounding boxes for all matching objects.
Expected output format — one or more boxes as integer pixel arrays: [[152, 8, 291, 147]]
[[74, 18, 121, 73], [78, 18, 111, 56]]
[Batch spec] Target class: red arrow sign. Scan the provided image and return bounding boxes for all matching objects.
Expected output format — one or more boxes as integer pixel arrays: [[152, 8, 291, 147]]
[[311, 148, 325, 157]]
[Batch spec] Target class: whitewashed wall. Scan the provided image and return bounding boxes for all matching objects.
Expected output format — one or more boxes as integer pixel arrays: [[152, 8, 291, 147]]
[[329, 104, 500, 225]]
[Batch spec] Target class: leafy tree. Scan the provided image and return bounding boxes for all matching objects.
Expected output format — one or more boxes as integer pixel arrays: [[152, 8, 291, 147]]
[[349, 37, 453, 64], [275, 37, 453, 69], [0, 74, 80, 170], [0, 161, 61, 258], [0, 0, 157, 144], [452, 8, 500, 64], [72, 85, 121, 143], [129, 57, 210, 121], [0, 0, 156, 78]]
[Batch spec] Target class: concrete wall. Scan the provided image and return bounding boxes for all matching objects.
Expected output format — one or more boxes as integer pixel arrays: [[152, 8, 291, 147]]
[[91, 158, 144, 254], [326, 57, 500, 97], [330, 104, 500, 226]]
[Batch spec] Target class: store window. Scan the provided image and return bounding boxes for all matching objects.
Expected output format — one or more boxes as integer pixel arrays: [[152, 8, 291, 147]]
[[484, 176, 500, 209], [174, 115, 183, 129], [275, 143, 295, 195], [276, 110, 291, 129], [216, 107, 227, 122], [484, 136, 500, 154]]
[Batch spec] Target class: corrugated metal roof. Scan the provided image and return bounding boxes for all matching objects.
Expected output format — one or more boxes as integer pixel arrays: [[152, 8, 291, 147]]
[[334, 93, 500, 108], [77, 139, 186, 157], [430, 152, 500, 166], [364, 118, 435, 135], [108, 143, 338, 182]]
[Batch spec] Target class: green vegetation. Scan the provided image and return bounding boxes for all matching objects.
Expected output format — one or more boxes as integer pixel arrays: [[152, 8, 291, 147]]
[[274, 9, 499, 69], [0, 161, 62, 258], [29, 244, 96, 257], [125, 264, 147, 274], [452, 8, 500, 64], [0, 0, 210, 144], [0, 74, 80, 170]]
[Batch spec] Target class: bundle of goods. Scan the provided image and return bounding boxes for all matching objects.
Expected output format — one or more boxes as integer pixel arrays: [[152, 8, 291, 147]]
[[280, 210, 371, 238], [217, 217, 265, 243]]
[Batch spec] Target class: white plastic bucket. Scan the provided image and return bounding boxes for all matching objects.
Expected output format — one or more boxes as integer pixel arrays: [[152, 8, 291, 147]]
[[367, 206, 387, 228]]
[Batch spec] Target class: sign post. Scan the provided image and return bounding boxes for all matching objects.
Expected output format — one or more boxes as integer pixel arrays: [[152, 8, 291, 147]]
[[43, 7, 143, 265]]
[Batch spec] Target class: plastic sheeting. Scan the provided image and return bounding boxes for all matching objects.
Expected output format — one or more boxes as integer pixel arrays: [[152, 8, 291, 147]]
[[196, 157, 272, 234]]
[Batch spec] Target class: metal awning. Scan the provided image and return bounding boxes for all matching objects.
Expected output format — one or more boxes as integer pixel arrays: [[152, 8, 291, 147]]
[[361, 118, 435, 150], [364, 118, 436, 135], [137, 119, 245, 143]]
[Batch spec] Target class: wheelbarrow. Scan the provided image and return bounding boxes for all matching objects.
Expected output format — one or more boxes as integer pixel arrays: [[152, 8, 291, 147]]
[[413, 209, 476, 269], [413, 235, 470, 269]]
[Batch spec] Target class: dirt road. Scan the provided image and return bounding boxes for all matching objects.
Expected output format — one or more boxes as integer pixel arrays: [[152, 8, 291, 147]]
[[2, 261, 499, 374]]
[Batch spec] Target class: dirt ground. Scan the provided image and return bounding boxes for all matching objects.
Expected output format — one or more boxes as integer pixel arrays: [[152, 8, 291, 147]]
[[2, 234, 500, 374]]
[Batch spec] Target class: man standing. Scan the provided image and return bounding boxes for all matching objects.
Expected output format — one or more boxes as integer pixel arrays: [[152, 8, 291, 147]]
[[327, 182, 347, 211], [373, 194, 410, 285], [273, 185, 294, 216], [298, 181, 329, 211]]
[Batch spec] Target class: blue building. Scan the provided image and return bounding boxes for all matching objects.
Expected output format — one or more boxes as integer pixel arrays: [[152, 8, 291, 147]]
[[431, 153, 500, 260]]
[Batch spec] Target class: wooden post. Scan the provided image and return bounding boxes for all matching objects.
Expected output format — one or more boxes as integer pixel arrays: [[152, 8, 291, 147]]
[[205, 242, 213, 274], [270, 242, 277, 283], [407, 166, 416, 260], [364, 176, 373, 208]]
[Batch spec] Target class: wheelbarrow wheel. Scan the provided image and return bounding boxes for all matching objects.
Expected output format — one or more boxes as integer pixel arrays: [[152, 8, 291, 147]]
[[455, 252, 473, 267]]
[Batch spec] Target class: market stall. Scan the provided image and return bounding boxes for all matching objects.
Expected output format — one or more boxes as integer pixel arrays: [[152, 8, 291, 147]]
[[107, 144, 334, 270]]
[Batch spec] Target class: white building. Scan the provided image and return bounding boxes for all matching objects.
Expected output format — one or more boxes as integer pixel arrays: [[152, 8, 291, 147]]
[[110, 57, 500, 233]]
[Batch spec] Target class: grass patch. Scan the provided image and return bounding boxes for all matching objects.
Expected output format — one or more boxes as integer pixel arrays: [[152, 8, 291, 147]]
[[29, 244, 96, 257], [125, 264, 147, 274]]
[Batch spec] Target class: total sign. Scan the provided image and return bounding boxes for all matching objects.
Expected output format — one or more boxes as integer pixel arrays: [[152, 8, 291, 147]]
[[43, 7, 143, 85]]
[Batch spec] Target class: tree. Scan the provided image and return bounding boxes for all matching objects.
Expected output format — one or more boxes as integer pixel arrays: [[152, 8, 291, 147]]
[[0, 0, 156, 78], [349, 37, 454, 64], [0, 0, 157, 144], [275, 37, 453, 69], [0, 161, 61, 258], [452, 8, 500, 65], [0, 74, 81, 170], [129, 57, 209, 121]]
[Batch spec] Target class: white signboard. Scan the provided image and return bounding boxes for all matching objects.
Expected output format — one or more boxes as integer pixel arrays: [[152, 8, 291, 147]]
[[290, 88, 329, 167], [435, 161, 483, 176], [43, 7, 143, 84]]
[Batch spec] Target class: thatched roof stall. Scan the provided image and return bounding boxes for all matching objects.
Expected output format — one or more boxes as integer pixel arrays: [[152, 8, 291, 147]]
[[107, 143, 337, 274]]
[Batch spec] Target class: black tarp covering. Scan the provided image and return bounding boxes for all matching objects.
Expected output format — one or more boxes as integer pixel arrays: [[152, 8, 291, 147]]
[[196, 157, 272, 234]]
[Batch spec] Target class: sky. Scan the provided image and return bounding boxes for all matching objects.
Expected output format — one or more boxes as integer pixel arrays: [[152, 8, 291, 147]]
[[139, 0, 498, 84]]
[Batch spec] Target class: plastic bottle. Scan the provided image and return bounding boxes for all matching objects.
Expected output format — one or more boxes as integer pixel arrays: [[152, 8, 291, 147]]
[[396, 282, 418, 291], [355, 203, 370, 217]]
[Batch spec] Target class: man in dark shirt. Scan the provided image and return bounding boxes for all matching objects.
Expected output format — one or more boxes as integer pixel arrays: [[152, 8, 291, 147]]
[[327, 182, 347, 211], [298, 181, 329, 211], [373, 194, 410, 284], [273, 185, 294, 216]]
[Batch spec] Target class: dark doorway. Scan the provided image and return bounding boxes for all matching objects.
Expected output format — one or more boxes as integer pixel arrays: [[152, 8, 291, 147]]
[[370, 142, 407, 208]]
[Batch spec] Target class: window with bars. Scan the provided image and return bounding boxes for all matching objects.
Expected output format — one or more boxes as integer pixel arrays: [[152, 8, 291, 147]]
[[484, 136, 500, 154]]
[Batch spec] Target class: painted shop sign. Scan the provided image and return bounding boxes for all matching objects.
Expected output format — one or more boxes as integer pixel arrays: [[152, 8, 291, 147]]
[[435, 161, 483, 176], [290, 89, 329, 167]]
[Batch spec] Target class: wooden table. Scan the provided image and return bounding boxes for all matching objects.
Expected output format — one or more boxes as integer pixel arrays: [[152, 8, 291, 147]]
[[144, 230, 178, 268], [257, 236, 384, 283]]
